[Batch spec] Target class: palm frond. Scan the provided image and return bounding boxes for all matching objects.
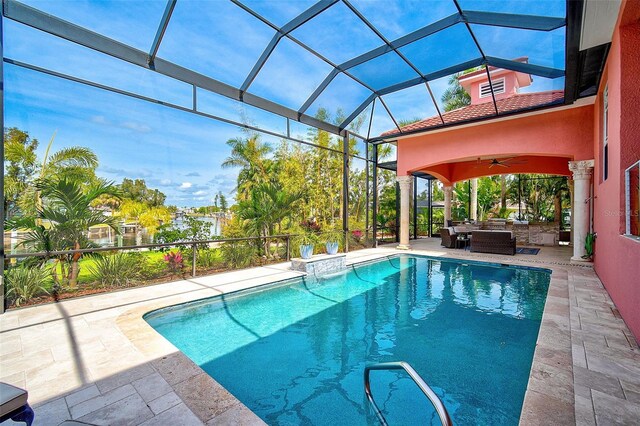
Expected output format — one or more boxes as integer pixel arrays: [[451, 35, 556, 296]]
[[45, 146, 98, 171]]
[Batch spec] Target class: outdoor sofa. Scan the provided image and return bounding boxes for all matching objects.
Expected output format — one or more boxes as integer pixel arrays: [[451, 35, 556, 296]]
[[469, 230, 516, 255]]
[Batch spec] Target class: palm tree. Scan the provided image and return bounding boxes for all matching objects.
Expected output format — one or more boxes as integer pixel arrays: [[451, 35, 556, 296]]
[[221, 133, 272, 200], [18, 133, 99, 216], [3, 127, 39, 218], [441, 73, 471, 112], [9, 178, 120, 288], [40, 135, 98, 182], [237, 182, 303, 258]]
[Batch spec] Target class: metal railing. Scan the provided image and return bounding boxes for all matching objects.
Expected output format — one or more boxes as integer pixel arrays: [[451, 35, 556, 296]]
[[4, 230, 364, 278], [364, 361, 452, 426], [0, 231, 370, 314], [5, 234, 295, 277]]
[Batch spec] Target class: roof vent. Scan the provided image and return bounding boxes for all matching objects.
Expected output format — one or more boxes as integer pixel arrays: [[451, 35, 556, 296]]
[[479, 78, 505, 98]]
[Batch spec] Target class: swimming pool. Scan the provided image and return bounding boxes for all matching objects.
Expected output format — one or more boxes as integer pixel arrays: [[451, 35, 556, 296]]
[[145, 255, 550, 425]]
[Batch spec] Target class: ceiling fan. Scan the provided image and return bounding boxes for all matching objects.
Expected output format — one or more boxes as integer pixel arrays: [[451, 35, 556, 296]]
[[475, 157, 527, 168]]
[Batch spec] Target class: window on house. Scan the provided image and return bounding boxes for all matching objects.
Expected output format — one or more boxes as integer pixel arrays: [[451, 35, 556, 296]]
[[626, 161, 640, 237], [479, 78, 505, 98], [603, 85, 609, 181]]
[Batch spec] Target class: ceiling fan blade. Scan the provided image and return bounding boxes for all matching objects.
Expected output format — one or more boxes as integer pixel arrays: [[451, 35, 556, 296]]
[[498, 163, 510, 168]]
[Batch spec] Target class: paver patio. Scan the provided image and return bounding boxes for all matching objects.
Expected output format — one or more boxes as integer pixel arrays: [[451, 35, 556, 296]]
[[1, 242, 638, 425]]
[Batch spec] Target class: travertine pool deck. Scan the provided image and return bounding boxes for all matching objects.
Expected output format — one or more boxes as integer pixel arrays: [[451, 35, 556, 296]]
[[1, 241, 639, 425]]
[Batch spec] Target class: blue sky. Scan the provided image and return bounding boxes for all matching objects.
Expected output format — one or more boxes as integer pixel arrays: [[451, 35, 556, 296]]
[[4, 0, 566, 206]]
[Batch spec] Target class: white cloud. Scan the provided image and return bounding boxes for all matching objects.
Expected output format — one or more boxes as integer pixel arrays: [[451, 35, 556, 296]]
[[98, 166, 152, 178], [91, 115, 110, 125], [179, 182, 192, 189], [90, 115, 151, 134], [122, 121, 152, 133], [160, 179, 172, 185], [193, 190, 207, 196]]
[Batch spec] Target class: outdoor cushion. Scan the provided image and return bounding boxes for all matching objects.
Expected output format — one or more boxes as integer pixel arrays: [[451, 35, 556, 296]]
[[0, 382, 28, 416]]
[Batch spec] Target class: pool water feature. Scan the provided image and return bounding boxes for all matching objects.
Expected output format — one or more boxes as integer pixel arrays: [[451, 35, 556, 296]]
[[145, 255, 550, 425]]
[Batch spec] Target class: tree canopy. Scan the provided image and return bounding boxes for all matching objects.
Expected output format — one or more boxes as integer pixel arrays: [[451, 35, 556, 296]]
[[120, 178, 166, 207]]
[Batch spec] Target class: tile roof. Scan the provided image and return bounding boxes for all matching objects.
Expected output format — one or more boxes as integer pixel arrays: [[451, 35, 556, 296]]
[[381, 90, 564, 136]]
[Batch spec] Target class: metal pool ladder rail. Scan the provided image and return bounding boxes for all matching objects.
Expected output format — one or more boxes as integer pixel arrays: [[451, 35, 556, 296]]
[[364, 361, 453, 426]]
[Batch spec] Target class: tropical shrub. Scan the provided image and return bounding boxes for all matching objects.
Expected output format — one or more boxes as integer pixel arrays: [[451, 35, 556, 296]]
[[181, 216, 213, 243], [300, 219, 321, 233], [197, 248, 222, 269], [154, 216, 214, 251], [141, 258, 167, 279], [154, 224, 185, 246], [221, 241, 256, 269], [584, 233, 596, 259], [322, 229, 343, 244], [163, 251, 184, 274], [87, 253, 143, 287], [5, 265, 49, 306]]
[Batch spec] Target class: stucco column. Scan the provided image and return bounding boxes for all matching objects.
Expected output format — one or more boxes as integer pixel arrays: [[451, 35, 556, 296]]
[[569, 160, 595, 261], [444, 185, 453, 225], [397, 175, 412, 250], [470, 178, 478, 221], [568, 179, 574, 246]]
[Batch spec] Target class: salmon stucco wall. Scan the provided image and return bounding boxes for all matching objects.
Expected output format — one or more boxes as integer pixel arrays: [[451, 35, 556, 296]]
[[592, 0, 640, 342], [396, 105, 594, 180]]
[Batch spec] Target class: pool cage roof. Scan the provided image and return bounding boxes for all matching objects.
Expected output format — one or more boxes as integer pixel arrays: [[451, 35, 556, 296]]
[[2, 0, 605, 142]]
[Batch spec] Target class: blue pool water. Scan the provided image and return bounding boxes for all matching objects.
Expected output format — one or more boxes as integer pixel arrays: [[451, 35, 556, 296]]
[[145, 255, 550, 425]]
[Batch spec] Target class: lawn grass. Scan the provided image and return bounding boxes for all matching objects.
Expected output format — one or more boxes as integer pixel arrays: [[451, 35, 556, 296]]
[[7, 245, 246, 308], [33, 248, 223, 289], [48, 250, 170, 285]]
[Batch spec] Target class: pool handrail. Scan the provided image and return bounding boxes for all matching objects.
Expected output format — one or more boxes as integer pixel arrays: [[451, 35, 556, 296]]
[[364, 361, 453, 426]]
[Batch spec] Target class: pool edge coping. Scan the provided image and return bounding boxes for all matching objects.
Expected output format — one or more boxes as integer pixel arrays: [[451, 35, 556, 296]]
[[116, 249, 574, 424]]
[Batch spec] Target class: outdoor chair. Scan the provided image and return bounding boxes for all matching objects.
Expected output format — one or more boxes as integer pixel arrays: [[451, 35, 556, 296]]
[[0, 382, 34, 426], [439, 227, 457, 248]]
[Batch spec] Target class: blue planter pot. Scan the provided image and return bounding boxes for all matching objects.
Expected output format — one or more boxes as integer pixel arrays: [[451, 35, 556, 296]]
[[325, 242, 339, 255], [300, 244, 314, 259]]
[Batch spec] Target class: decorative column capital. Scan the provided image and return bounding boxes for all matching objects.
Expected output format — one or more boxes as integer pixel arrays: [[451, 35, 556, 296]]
[[443, 185, 453, 194], [568, 159, 595, 180], [396, 175, 413, 187]]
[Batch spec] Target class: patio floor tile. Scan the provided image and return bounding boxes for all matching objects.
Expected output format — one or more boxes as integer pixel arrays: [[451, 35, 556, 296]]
[[147, 391, 182, 415], [32, 397, 70, 425], [132, 372, 173, 403], [77, 393, 154, 426], [592, 389, 640, 425], [70, 384, 137, 419], [138, 402, 202, 426], [64, 384, 101, 408], [573, 365, 624, 399]]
